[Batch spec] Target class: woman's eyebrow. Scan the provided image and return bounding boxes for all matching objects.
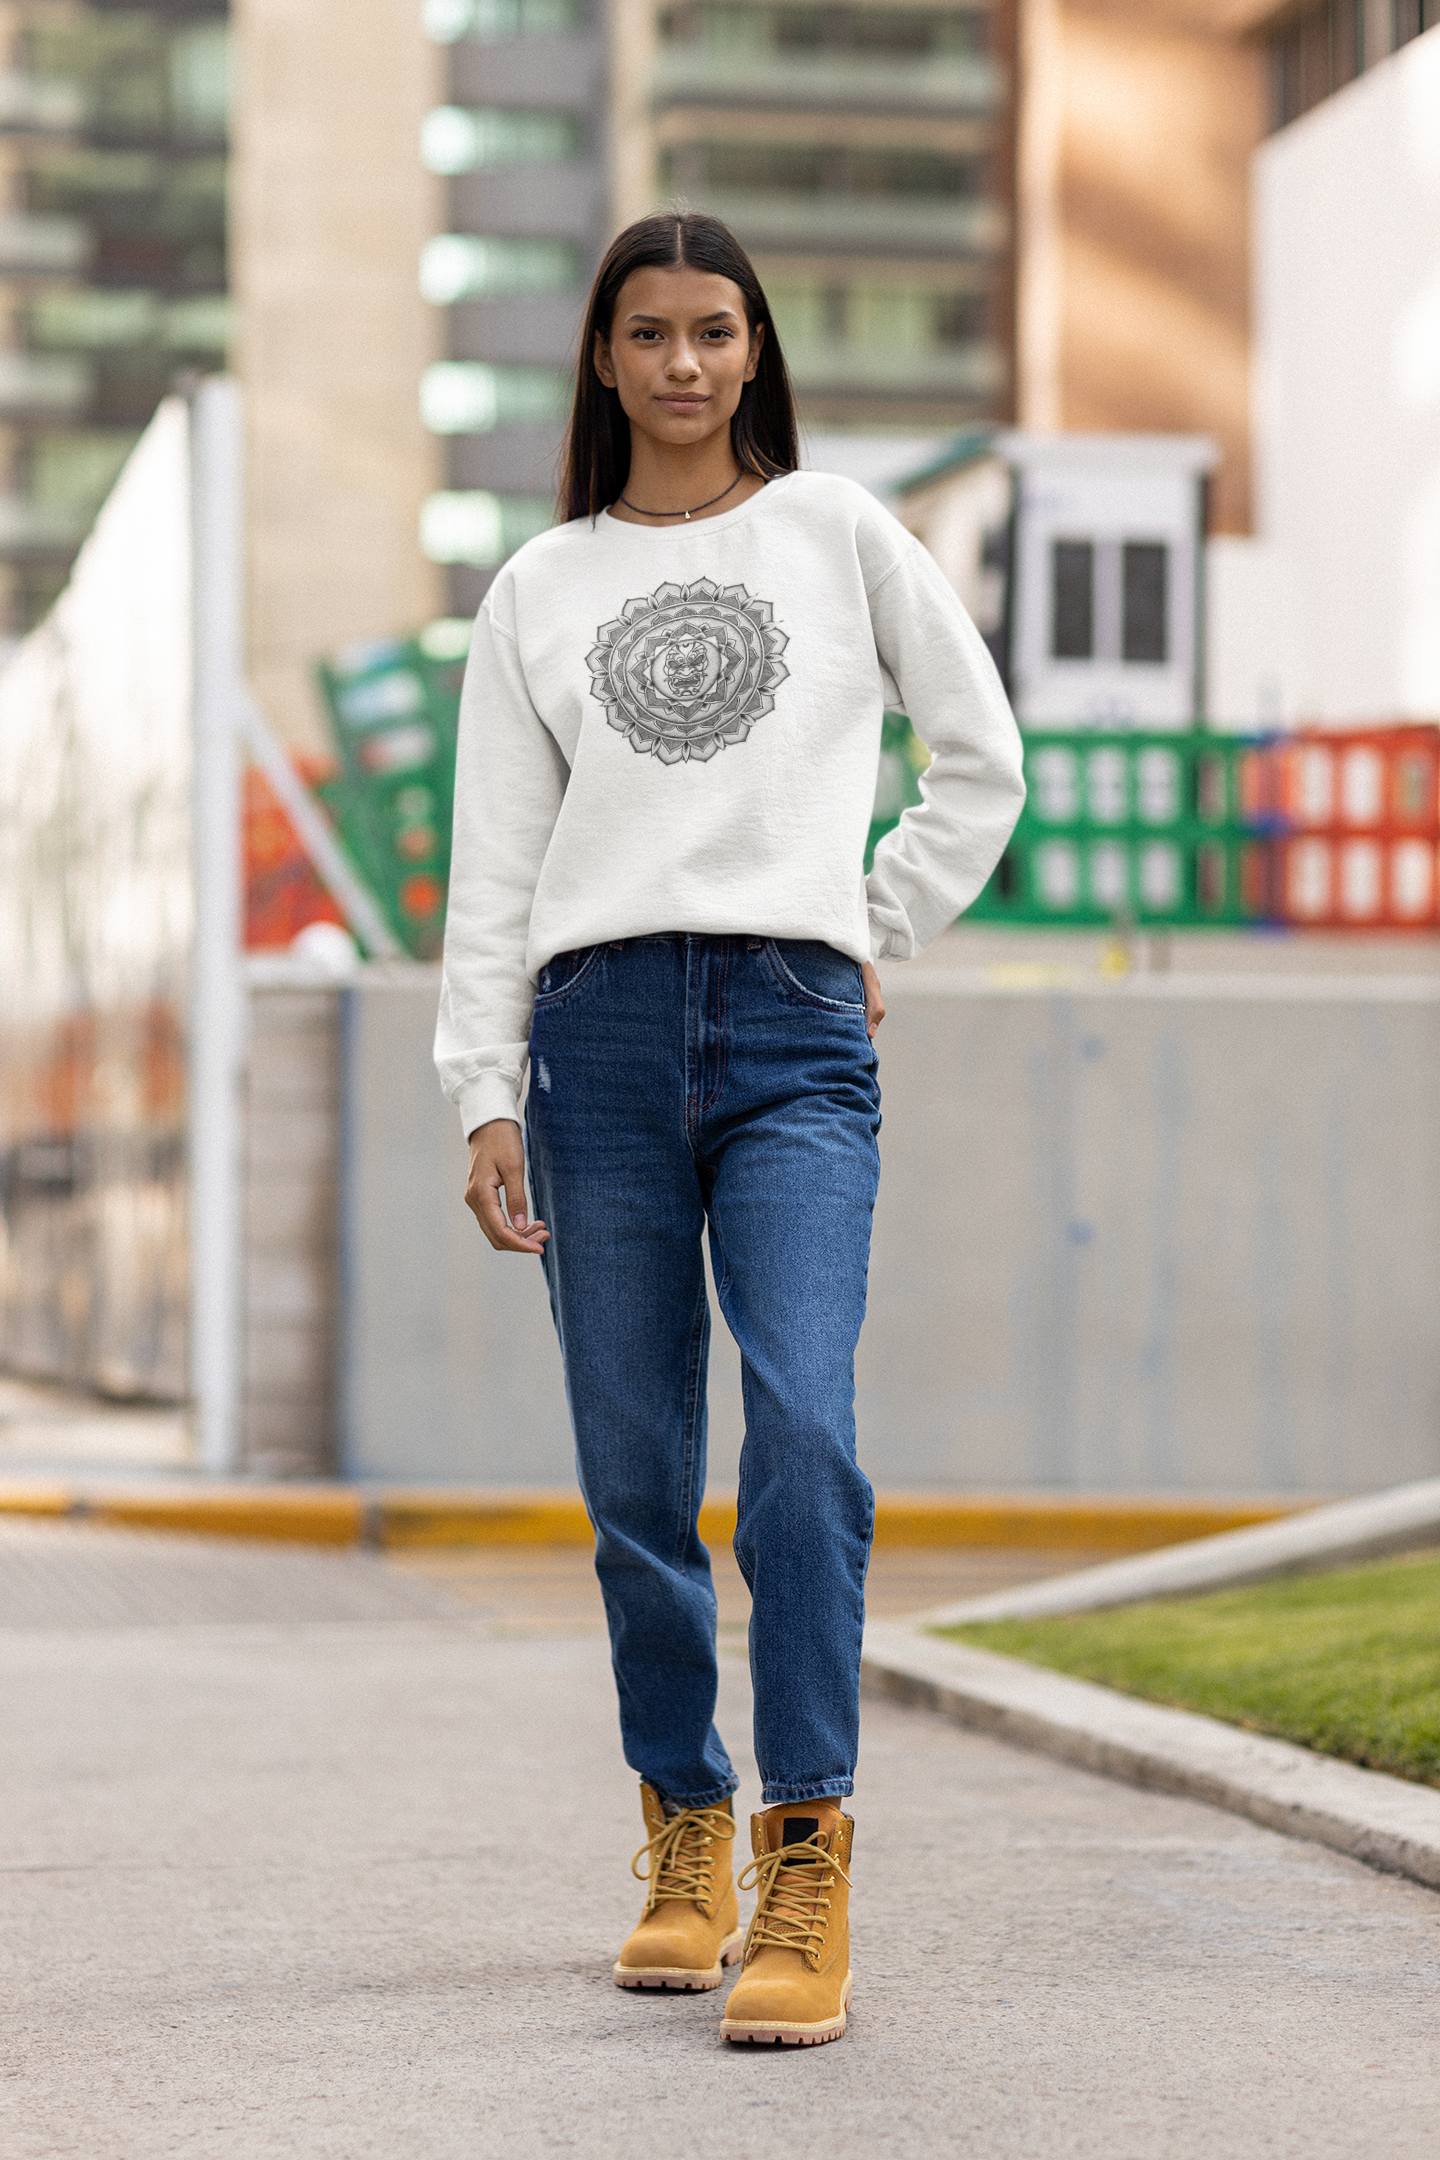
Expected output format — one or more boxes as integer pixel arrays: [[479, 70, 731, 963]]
[[622, 309, 741, 325]]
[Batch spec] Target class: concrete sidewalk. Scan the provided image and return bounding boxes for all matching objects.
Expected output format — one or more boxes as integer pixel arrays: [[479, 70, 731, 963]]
[[2, 1521, 1438, 2159]]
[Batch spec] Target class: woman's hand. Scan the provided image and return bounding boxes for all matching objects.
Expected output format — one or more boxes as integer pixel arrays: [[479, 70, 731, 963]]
[[862, 961, 885, 1042], [464, 1119, 550, 1255]]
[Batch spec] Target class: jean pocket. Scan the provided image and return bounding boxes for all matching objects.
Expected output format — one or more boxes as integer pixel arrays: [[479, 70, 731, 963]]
[[762, 939, 867, 1012], [533, 945, 602, 1006]]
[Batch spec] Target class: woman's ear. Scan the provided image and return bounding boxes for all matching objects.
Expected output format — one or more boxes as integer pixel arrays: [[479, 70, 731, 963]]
[[744, 320, 765, 384], [593, 331, 617, 389]]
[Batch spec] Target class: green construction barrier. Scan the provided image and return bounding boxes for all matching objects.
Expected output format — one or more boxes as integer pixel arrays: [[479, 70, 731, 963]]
[[314, 621, 471, 959], [867, 725, 1260, 928], [864, 711, 929, 872], [968, 731, 1263, 926], [869, 722, 1266, 929], [316, 660, 1264, 951]]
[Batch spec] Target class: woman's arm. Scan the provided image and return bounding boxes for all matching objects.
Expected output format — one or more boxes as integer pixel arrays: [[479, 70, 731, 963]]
[[434, 603, 569, 1140], [864, 541, 1025, 959]]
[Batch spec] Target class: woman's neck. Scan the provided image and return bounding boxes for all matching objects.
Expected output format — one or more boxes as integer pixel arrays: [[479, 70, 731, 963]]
[[609, 437, 767, 526]]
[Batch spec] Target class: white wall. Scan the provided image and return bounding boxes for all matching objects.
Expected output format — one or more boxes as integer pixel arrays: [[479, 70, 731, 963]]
[[1254, 27, 1440, 721], [1204, 535, 1301, 729]]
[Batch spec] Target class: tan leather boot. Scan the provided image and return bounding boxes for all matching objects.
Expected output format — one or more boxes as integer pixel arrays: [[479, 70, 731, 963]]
[[720, 1804, 854, 2046], [613, 1783, 743, 1990]]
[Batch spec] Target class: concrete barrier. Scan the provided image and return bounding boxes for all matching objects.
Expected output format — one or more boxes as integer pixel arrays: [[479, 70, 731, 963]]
[[338, 957, 1440, 1496]]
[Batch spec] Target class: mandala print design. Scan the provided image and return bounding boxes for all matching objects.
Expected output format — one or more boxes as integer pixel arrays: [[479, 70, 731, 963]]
[[585, 578, 789, 764]]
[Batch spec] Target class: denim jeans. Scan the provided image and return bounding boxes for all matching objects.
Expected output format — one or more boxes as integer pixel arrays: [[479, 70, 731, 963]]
[[525, 933, 881, 1808]]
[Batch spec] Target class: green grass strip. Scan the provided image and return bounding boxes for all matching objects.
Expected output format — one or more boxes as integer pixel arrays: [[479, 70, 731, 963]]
[[937, 1549, 1440, 1789]]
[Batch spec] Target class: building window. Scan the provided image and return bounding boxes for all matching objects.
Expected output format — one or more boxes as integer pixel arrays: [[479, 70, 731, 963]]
[[419, 233, 578, 303], [419, 489, 553, 565], [657, 5, 991, 59], [658, 141, 985, 200], [420, 106, 582, 175], [419, 360, 570, 432], [760, 274, 1005, 399], [934, 290, 988, 345], [1122, 542, 1168, 665], [423, 0, 584, 40]]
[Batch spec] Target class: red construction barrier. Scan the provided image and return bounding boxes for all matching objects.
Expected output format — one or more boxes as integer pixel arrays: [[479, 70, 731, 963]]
[[1262, 726, 1440, 928], [1275, 832, 1440, 926], [244, 754, 346, 950]]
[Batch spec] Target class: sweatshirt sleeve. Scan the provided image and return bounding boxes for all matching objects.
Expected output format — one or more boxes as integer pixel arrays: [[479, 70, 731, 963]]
[[864, 538, 1026, 960], [434, 598, 569, 1136]]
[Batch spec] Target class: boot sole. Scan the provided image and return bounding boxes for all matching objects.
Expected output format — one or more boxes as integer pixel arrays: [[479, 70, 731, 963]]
[[613, 1928, 745, 1991], [721, 1970, 852, 2047]]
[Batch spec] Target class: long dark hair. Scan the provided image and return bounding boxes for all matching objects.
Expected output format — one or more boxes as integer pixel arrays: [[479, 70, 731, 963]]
[[560, 212, 799, 523]]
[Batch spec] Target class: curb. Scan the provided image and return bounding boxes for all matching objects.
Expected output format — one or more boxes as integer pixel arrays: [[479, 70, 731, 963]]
[[0, 1483, 1299, 1552], [861, 1622, 1440, 1894], [918, 1477, 1440, 1625]]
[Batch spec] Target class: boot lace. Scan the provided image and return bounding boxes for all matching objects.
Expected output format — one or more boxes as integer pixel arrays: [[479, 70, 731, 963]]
[[632, 1804, 736, 1917], [738, 1830, 851, 1969]]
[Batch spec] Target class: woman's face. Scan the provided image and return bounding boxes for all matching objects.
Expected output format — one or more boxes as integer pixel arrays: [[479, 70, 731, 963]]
[[594, 264, 764, 452]]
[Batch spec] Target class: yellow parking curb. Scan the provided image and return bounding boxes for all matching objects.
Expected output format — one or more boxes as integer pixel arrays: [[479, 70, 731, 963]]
[[0, 1484, 73, 1520], [0, 1482, 1303, 1551]]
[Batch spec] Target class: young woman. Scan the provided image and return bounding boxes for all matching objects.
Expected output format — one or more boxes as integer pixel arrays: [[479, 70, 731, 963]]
[[436, 212, 1023, 2048]]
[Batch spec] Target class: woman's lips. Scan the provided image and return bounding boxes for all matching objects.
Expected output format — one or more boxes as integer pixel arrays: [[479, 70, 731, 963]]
[[658, 395, 706, 409]]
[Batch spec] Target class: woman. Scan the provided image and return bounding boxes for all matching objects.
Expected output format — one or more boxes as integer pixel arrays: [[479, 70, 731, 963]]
[[435, 212, 1023, 2048]]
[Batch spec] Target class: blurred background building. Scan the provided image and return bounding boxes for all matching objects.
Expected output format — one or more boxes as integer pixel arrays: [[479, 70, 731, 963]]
[[234, 0, 442, 757], [417, 0, 611, 621], [612, 0, 1018, 433], [0, 0, 229, 636], [1, 2, 1438, 1483], [0, 2, 1435, 699]]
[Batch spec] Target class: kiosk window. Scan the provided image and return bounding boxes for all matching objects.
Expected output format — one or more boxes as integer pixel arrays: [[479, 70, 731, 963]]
[[1051, 540, 1094, 659], [1122, 542, 1168, 663]]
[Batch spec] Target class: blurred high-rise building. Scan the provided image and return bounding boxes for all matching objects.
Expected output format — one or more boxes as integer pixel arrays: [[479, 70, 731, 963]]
[[5, 1, 1426, 695], [610, 0, 1018, 436], [416, 0, 614, 619], [0, 0, 230, 634], [1267, 0, 1436, 126]]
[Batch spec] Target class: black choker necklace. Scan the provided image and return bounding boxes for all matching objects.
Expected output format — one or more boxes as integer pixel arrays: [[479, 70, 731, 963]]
[[617, 472, 744, 522]]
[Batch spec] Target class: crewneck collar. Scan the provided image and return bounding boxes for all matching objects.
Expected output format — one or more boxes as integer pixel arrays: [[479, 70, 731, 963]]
[[595, 471, 794, 541]]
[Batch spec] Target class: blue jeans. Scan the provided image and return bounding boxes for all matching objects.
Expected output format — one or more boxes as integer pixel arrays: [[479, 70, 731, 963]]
[[525, 933, 881, 1808]]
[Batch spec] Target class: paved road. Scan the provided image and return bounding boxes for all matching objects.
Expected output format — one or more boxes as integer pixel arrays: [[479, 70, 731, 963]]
[[2, 1520, 1437, 2159]]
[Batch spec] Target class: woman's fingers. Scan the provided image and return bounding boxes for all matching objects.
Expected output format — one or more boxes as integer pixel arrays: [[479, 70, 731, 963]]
[[862, 961, 886, 1041], [464, 1120, 550, 1254]]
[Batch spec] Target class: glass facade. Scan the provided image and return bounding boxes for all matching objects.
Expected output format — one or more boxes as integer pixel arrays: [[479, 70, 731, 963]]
[[0, 3, 229, 634], [418, 0, 607, 609], [650, 0, 1016, 427]]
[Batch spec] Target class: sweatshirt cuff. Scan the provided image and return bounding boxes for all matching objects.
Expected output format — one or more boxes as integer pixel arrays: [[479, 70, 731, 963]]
[[456, 1068, 524, 1139]]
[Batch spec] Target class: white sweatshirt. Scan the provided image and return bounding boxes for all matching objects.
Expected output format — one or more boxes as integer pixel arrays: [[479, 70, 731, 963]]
[[435, 470, 1024, 1135]]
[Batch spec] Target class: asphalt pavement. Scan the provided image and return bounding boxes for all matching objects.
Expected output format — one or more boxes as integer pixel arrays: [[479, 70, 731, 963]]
[[2, 1517, 1437, 2159]]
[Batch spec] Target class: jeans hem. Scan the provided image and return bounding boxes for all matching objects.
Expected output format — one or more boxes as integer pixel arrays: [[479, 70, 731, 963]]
[[653, 1775, 740, 1810], [760, 1777, 855, 1805]]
